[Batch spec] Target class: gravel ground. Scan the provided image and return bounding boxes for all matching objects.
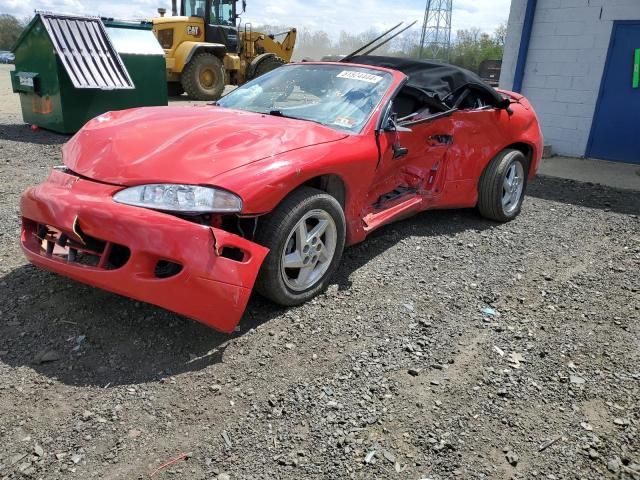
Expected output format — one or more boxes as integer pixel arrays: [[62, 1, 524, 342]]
[[0, 64, 639, 479]]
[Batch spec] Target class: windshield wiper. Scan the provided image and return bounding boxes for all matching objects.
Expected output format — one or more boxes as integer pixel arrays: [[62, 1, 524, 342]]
[[268, 109, 292, 118], [267, 110, 323, 126]]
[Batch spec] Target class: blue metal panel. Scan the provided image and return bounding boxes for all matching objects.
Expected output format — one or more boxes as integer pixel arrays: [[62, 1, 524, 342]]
[[587, 21, 640, 164], [512, 0, 537, 93]]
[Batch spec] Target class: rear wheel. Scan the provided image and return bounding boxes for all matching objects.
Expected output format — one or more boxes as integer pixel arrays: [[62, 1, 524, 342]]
[[181, 53, 225, 100], [477, 149, 528, 222], [255, 187, 346, 306], [251, 55, 285, 79]]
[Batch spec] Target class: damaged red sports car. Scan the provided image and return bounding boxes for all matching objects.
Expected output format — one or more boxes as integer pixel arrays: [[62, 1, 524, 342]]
[[20, 56, 543, 332]]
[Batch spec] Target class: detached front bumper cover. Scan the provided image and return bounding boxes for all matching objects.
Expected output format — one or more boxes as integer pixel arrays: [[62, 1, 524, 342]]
[[20, 169, 269, 332]]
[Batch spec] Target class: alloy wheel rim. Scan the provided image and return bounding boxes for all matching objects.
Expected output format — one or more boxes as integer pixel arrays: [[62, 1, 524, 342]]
[[280, 209, 337, 292], [502, 161, 524, 215]]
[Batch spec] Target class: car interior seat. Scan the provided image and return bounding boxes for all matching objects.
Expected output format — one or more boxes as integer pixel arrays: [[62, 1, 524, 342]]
[[393, 85, 448, 122]]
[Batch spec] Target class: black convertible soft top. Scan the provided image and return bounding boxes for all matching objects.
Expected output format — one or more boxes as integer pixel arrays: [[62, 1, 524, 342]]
[[345, 55, 506, 108]]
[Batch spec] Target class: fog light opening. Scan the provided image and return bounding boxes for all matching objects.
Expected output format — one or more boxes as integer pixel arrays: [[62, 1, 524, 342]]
[[107, 244, 131, 270], [219, 246, 247, 262], [154, 260, 183, 278]]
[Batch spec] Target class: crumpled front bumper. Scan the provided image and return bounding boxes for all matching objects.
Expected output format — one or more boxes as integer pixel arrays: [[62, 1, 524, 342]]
[[19, 169, 269, 333]]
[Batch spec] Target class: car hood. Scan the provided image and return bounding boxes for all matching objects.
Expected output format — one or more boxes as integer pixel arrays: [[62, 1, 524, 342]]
[[63, 106, 348, 186]]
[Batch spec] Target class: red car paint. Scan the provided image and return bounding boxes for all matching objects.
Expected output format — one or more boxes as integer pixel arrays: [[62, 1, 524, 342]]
[[21, 169, 269, 332], [20, 63, 543, 332], [63, 107, 348, 186]]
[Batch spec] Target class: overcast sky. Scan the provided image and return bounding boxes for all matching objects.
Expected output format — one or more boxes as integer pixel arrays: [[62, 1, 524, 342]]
[[2, 0, 511, 36]]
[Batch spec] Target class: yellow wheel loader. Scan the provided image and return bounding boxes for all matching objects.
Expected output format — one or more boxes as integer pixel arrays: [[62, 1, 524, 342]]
[[152, 0, 296, 100]]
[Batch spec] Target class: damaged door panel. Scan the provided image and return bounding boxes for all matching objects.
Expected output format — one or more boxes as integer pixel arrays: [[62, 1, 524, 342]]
[[365, 114, 454, 224]]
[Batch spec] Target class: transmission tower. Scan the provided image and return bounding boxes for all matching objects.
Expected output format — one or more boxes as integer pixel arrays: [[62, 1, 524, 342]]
[[419, 0, 452, 61]]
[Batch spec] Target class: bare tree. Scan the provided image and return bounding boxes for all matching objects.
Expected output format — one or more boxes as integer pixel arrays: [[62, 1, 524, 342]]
[[494, 22, 507, 47], [0, 14, 27, 51], [254, 21, 506, 72]]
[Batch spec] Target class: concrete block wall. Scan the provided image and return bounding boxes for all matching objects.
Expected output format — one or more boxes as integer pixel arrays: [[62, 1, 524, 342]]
[[500, 0, 640, 157]]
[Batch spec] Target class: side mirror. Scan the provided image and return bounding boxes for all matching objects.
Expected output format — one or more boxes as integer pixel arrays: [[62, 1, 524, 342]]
[[392, 144, 409, 159], [383, 114, 396, 132], [383, 114, 412, 133], [381, 113, 411, 159], [497, 97, 514, 115], [242, 0, 247, 12], [497, 98, 511, 109]]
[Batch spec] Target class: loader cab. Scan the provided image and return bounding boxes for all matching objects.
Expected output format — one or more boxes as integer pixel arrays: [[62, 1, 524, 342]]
[[182, 0, 239, 51]]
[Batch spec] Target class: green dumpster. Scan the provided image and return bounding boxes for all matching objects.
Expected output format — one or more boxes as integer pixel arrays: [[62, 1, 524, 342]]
[[10, 12, 168, 134]]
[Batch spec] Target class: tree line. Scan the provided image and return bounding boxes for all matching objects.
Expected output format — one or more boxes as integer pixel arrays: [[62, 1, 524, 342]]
[[269, 23, 506, 74], [0, 12, 505, 75], [0, 14, 28, 51]]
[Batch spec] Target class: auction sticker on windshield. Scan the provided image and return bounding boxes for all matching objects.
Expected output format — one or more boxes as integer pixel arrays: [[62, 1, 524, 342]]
[[333, 116, 356, 128], [336, 70, 383, 84]]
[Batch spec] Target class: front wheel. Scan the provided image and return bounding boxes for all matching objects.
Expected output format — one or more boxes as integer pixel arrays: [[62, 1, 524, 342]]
[[255, 187, 346, 306], [181, 53, 225, 101], [477, 149, 529, 222]]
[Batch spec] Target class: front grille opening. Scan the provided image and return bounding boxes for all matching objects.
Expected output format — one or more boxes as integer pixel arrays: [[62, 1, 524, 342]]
[[220, 246, 246, 262], [35, 222, 130, 270], [154, 260, 183, 278], [75, 250, 100, 267]]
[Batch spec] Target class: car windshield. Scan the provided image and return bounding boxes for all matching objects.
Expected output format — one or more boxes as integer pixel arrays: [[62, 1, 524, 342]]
[[217, 64, 393, 133]]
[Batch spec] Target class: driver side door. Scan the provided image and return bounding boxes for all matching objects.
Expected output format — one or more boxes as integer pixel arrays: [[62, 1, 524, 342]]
[[362, 112, 454, 232], [366, 112, 454, 208]]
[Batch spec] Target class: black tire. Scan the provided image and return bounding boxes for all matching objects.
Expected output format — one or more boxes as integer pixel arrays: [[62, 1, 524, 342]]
[[255, 187, 346, 306], [181, 53, 225, 100], [251, 55, 285, 79], [167, 82, 184, 96], [477, 149, 529, 222]]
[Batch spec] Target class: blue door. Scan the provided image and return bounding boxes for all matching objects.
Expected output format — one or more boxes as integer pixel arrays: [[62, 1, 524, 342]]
[[587, 21, 640, 164]]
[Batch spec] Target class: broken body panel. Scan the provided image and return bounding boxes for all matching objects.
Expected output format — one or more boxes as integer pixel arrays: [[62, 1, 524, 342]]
[[21, 169, 268, 332]]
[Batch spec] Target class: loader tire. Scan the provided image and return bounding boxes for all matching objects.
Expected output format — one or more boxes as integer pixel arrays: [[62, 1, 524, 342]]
[[181, 53, 225, 101], [251, 55, 285, 79]]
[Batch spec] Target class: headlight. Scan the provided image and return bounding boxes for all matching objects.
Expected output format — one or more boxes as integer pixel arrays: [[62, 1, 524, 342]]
[[113, 184, 242, 213]]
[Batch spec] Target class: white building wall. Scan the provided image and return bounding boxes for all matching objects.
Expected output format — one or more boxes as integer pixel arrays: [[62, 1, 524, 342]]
[[500, 0, 640, 157]]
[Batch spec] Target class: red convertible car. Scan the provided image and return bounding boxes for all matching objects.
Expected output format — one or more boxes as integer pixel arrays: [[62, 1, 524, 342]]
[[20, 56, 542, 332]]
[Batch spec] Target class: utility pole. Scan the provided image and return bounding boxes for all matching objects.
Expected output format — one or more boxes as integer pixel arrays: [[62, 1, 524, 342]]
[[419, 0, 452, 61]]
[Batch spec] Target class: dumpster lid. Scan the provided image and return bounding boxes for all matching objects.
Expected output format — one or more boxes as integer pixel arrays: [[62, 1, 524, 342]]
[[105, 26, 166, 56], [38, 11, 134, 90]]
